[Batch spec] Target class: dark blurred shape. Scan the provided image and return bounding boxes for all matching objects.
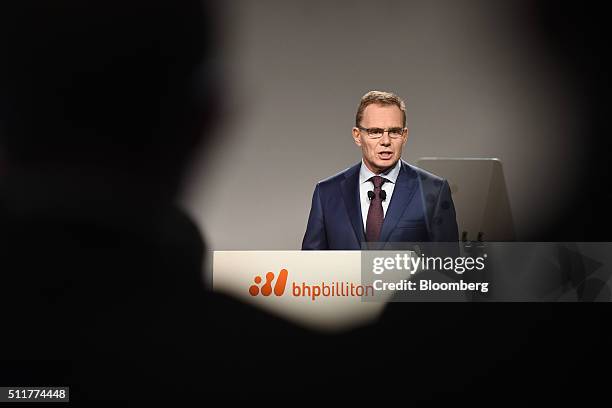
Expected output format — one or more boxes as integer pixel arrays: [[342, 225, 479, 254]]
[[0, 1, 313, 401], [0, 0, 216, 197], [529, 1, 612, 241]]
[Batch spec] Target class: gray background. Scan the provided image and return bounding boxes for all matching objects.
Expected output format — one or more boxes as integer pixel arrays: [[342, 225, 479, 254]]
[[182, 0, 585, 249]]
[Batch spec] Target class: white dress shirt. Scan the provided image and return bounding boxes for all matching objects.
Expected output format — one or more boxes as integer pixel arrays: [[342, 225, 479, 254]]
[[359, 159, 402, 231]]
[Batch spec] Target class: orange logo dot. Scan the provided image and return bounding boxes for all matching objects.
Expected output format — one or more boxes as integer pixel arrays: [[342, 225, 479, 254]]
[[249, 275, 262, 296]]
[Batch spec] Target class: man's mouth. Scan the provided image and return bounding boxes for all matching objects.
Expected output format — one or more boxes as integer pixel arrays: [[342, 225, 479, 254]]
[[378, 151, 393, 159]]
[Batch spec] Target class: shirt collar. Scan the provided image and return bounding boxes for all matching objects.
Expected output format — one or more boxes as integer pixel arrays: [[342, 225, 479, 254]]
[[359, 159, 402, 185]]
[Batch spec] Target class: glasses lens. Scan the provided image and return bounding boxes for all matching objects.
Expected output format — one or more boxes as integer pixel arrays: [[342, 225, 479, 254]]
[[389, 128, 403, 138], [368, 128, 384, 138]]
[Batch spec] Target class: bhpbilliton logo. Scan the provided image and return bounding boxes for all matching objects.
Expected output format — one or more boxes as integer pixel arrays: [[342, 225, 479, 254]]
[[248, 268, 373, 301], [249, 268, 289, 296]]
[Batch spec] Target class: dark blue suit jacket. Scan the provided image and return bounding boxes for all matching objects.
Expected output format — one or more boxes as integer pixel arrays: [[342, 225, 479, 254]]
[[302, 160, 458, 250]]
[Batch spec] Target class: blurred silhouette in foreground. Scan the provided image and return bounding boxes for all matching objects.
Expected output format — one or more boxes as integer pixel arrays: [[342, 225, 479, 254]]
[[0, 1, 316, 401]]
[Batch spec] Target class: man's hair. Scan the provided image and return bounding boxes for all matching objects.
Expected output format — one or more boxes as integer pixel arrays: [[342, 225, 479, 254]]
[[355, 90, 406, 127]]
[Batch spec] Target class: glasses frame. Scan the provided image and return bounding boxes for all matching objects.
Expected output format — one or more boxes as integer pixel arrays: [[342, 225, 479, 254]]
[[357, 126, 407, 139]]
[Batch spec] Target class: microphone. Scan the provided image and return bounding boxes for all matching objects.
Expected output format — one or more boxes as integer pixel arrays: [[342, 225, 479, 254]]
[[368, 190, 387, 201]]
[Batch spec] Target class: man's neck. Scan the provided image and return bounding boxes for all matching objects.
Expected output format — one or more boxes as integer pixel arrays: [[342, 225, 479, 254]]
[[362, 159, 399, 176]]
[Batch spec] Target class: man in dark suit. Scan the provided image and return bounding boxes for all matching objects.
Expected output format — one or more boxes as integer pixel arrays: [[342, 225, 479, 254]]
[[302, 90, 458, 250]]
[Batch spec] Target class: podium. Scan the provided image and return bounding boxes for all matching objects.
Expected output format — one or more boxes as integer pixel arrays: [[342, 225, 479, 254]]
[[212, 251, 387, 332]]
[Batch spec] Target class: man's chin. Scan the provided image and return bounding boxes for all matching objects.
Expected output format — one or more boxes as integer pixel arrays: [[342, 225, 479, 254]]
[[370, 158, 398, 173]]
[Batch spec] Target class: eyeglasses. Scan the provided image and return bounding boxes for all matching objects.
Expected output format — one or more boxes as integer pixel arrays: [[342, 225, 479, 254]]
[[357, 126, 406, 139]]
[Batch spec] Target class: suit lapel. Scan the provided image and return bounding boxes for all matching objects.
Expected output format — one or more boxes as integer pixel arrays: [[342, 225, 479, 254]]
[[340, 163, 366, 245], [379, 161, 418, 243]]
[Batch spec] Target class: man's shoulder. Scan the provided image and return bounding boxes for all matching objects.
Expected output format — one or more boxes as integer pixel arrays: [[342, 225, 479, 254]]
[[315, 162, 361, 188], [400, 161, 450, 202], [312, 160, 448, 191], [401, 160, 447, 185]]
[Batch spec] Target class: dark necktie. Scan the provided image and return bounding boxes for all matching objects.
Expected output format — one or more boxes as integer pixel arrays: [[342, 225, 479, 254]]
[[366, 175, 386, 242]]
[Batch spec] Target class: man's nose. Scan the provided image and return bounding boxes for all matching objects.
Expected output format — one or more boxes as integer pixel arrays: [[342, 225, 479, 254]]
[[379, 132, 392, 145]]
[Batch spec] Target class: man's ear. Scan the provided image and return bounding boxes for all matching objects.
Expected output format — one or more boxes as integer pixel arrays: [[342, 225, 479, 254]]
[[352, 127, 362, 147], [402, 127, 409, 146]]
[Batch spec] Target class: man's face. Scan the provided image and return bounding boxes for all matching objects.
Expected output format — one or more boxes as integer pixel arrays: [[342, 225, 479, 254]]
[[352, 104, 408, 174]]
